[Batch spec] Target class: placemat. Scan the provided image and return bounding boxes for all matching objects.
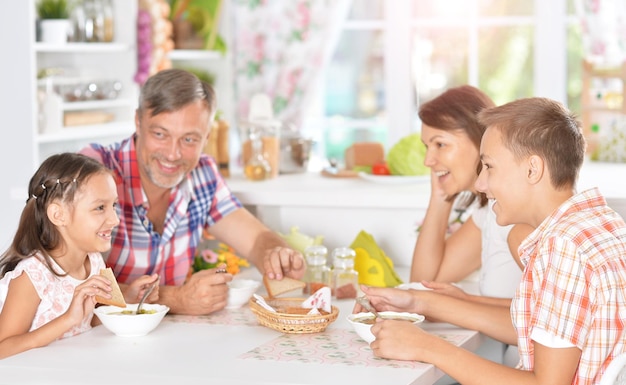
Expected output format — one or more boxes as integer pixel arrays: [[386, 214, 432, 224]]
[[166, 306, 258, 326], [239, 328, 473, 369]]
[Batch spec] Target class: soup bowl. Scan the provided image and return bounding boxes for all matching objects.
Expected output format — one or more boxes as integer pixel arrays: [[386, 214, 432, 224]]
[[226, 279, 261, 309], [94, 303, 169, 337]]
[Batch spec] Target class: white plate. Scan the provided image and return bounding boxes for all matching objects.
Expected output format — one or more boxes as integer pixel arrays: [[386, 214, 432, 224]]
[[396, 282, 431, 290], [357, 172, 430, 184]]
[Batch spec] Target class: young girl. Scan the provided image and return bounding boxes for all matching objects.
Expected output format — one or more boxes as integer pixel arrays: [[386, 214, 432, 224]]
[[0, 153, 158, 359]]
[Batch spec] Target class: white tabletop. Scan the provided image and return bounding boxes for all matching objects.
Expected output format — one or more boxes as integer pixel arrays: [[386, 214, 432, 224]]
[[0, 288, 482, 385]]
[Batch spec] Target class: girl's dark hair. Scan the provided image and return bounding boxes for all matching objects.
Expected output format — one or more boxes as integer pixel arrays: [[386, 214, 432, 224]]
[[419, 85, 496, 207], [0, 153, 110, 278]]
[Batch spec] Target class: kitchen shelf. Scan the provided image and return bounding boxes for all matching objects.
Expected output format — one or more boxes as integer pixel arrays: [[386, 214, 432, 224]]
[[581, 60, 626, 160], [34, 42, 131, 53], [168, 49, 223, 61], [36, 120, 134, 144], [31, 0, 138, 165], [61, 98, 135, 111]]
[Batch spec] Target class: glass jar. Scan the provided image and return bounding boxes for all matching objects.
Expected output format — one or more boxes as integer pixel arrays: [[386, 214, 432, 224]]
[[84, 0, 104, 42], [243, 130, 272, 181], [102, 0, 115, 42], [303, 245, 331, 295], [331, 247, 358, 299]]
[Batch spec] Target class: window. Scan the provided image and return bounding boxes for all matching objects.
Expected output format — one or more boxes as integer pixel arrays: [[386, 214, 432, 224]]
[[303, 0, 577, 168]]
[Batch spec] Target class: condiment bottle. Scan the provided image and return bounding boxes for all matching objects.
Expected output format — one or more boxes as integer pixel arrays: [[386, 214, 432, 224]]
[[244, 131, 271, 181], [102, 0, 115, 42], [303, 245, 331, 294], [331, 247, 358, 299]]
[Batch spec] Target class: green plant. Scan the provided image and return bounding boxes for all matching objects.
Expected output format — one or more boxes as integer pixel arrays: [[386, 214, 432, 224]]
[[169, 0, 227, 53], [178, 66, 215, 85], [37, 0, 69, 19]]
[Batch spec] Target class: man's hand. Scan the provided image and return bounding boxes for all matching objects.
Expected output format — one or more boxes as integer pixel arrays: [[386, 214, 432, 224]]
[[160, 266, 232, 315], [262, 246, 305, 280]]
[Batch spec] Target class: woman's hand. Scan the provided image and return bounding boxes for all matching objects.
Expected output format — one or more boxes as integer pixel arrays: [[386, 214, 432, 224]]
[[429, 169, 451, 202], [421, 281, 469, 301]]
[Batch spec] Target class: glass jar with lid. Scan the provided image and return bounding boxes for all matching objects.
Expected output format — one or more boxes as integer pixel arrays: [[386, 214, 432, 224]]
[[331, 247, 358, 299], [303, 245, 331, 294]]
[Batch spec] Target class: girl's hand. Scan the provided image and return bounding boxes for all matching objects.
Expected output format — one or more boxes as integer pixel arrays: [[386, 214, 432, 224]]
[[125, 274, 160, 304], [66, 275, 111, 326]]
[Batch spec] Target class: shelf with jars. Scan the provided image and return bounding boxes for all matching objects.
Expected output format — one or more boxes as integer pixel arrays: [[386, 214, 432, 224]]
[[581, 60, 626, 162], [34, 0, 138, 164], [168, 49, 223, 61]]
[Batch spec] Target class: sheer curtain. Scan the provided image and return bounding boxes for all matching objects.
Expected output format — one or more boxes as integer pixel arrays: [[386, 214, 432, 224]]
[[232, 0, 350, 128], [576, 0, 626, 66]]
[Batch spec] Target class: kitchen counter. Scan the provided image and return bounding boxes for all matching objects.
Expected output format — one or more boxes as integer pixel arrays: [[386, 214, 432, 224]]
[[225, 161, 626, 267]]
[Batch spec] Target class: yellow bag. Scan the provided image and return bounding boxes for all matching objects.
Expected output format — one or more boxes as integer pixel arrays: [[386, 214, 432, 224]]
[[350, 230, 403, 287]]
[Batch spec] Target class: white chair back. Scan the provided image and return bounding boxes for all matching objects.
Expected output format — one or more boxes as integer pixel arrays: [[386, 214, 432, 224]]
[[600, 353, 626, 385], [606, 198, 626, 222]]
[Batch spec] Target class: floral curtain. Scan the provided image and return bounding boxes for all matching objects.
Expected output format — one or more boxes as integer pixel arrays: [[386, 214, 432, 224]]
[[232, 0, 350, 128], [576, 0, 626, 66]]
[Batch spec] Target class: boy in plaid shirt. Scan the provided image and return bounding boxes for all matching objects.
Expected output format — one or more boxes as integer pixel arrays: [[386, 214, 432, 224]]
[[359, 97, 626, 385]]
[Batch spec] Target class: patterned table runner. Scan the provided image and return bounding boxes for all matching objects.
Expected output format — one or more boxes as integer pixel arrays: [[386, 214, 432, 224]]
[[239, 328, 473, 369], [166, 306, 258, 326]]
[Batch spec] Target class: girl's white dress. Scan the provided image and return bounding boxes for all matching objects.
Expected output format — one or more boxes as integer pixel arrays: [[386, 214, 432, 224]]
[[0, 252, 106, 339]]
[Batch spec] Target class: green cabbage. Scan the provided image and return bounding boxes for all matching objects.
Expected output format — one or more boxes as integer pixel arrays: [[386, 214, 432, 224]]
[[387, 133, 429, 176], [277, 226, 324, 254]]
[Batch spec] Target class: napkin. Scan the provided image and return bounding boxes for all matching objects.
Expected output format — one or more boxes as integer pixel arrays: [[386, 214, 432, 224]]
[[301, 287, 331, 313], [253, 294, 277, 313], [350, 230, 403, 287]]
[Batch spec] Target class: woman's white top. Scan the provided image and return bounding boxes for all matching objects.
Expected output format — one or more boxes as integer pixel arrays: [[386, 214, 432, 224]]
[[471, 201, 523, 298]]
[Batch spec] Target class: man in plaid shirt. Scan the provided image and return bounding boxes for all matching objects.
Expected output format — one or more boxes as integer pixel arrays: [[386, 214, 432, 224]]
[[358, 97, 625, 385], [81, 69, 305, 315]]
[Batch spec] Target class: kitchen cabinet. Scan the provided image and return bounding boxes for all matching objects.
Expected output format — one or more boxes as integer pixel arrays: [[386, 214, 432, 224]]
[[34, 0, 138, 164], [0, 1, 138, 249]]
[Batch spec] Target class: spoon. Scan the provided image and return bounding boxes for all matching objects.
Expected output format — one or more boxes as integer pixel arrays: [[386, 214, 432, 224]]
[[356, 296, 381, 319], [136, 277, 159, 314]]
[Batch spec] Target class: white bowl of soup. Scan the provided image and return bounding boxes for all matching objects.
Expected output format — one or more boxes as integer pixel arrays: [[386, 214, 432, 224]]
[[94, 303, 169, 337], [347, 311, 425, 344], [226, 279, 261, 309]]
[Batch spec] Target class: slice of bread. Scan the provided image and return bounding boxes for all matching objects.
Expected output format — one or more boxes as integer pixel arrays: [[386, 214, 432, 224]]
[[263, 275, 306, 298], [95, 268, 127, 308]]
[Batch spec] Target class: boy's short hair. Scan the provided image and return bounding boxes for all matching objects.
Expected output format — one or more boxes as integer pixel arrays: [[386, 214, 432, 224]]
[[477, 97, 585, 190]]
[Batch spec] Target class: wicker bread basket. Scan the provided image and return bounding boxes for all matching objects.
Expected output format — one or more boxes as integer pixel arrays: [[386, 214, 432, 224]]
[[249, 297, 339, 334]]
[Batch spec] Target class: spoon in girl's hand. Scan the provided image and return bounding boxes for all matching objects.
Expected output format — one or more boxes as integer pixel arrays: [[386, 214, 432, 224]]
[[356, 296, 381, 319]]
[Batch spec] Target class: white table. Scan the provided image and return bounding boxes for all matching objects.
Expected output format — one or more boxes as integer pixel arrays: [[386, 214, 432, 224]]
[[0, 296, 481, 385], [0, 308, 481, 385]]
